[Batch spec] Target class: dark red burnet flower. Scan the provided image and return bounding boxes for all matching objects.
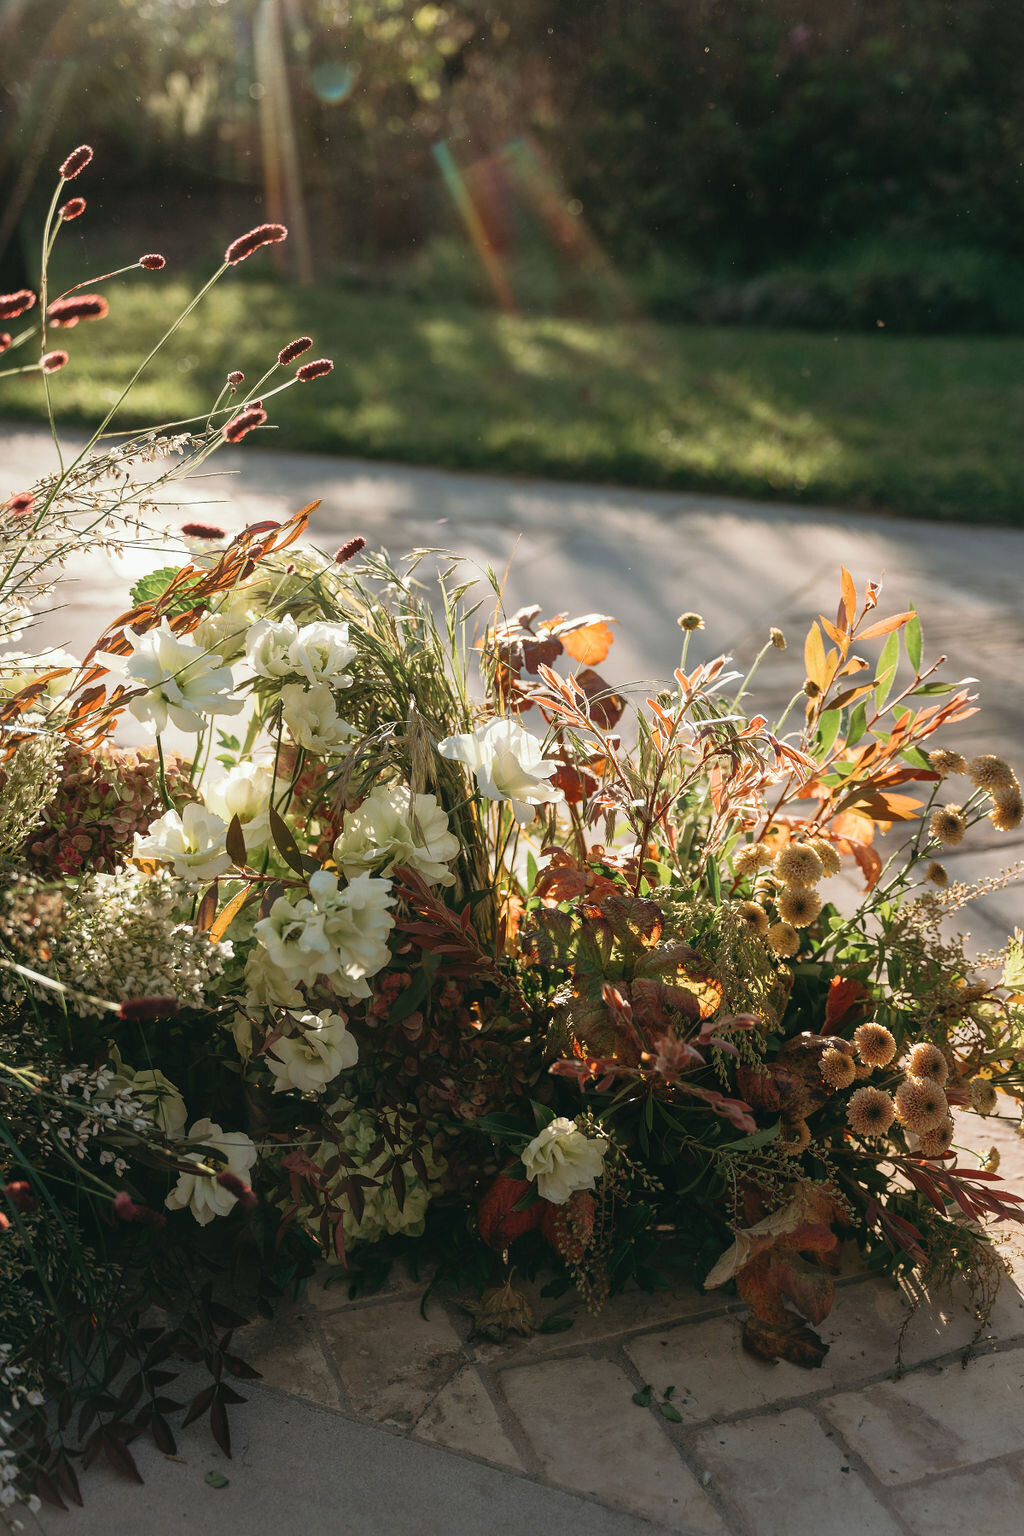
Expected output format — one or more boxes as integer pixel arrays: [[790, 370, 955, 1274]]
[[113, 1190, 165, 1227], [47, 294, 110, 328], [334, 536, 365, 565], [59, 196, 87, 221], [41, 350, 69, 373], [139, 253, 166, 271], [216, 1171, 258, 1209], [118, 995, 178, 1023], [3, 1180, 37, 1214], [0, 333, 10, 353], [226, 369, 245, 386], [181, 521, 226, 541], [277, 335, 312, 366], [59, 144, 93, 180], [223, 405, 267, 443], [296, 357, 333, 383], [0, 289, 36, 319], [6, 492, 34, 515], [224, 222, 287, 265]]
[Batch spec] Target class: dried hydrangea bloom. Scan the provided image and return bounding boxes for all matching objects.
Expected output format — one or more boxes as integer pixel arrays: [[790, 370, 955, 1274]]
[[820, 1048, 856, 1089], [774, 843, 824, 886], [990, 788, 1023, 832], [734, 899, 770, 936], [894, 1075, 949, 1134], [766, 921, 799, 958], [925, 861, 948, 886], [846, 1086, 895, 1137], [778, 884, 822, 928], [906, 1041, 949, 1085], [916, 1115, 955, 1158], [733, 842, 774, 878], [967, 754, 1016, 792], [969, 1076, 998, 1115], [928, 748, 967, 778], [928, 805, 967, 846], [779, 1118, 811, 1153], [807, 837, 842, 877], [853, 1021, 897, 1068]]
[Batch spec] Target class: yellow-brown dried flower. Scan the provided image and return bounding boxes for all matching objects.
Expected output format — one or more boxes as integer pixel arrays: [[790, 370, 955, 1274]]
[[766, 922, 800, 959], [733, 842, 774, 878], [847, 1086, 896, 1138], [677, 612, 704, 631], [928, 749, 967, 779], [906, 1041, 949, 1086], [894, 1076, 950, 1134], [969, 1076, 998, 1115], [778, 884, 823, 929], [983, 1146, 1000, 1173], [807, 837, 842, 878], [769, 627, 786, 650], [929, 805, 967, 847], [775, 844, 824, 887], [925, 861, 948, 887], [989, 788, 1023, 832], [853, 1022, 897, 1068], [734, 900, 770, 937], [967, 754, 1016, 792], [821, 1048, 856, 1089], [917, 1115, 955, 1158]]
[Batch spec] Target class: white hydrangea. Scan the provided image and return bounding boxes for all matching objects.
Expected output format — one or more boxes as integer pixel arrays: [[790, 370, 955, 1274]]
[[165, 1119, 257, 1226], [307, 1102, 447, 1245], [133, 801, 232, 882], [98, 618, 243, 734], [438, 717, 564, 824], [333, 783, 461, 886], [281, 682, 357, 754], [265, 1009, 358, 1094]]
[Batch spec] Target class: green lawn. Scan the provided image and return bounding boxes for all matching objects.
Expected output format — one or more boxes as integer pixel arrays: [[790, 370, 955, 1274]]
[[5, 278, 1023, 523]]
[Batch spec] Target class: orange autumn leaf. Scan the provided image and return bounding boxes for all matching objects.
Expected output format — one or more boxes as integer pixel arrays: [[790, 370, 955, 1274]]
[[803, 621, 827, 690], [550, 615, 617, 667], [857, 610, 916, 642], [825, 976, 872, 1031]]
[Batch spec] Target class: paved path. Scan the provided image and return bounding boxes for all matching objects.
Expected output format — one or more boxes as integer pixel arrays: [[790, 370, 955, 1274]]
[[6, 425, 1024, 1534]]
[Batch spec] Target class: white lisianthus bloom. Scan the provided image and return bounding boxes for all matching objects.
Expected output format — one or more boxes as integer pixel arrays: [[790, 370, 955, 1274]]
[[307, 870, 395, 999], [130, 1068, 188, 1136], [243, 947, 305, 1010], [522, 1117, 608, 1205], [266, 1008, 358, 1094], [281, 682, 357, 755], [333, 783, 461, 886], [287, 621, 357, 688], [438, 717, 564, 825], [133, 802, 232, 881], [98, 619, 243, 734], [204, 761, 279, 850], [165, 1119, 257, 1226], [246, 615, 299, 679], [252, 892, 332, 985]]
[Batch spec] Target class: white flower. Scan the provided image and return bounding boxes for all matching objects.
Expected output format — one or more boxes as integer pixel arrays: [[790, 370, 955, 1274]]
[[0, 647, 78, 698], [246, 615, 300, 679], [165, 1119, 257, 1225], [192, 585, 260, 661], [252, 891, 332, 985], [281, 682, 357, 754], [287, 621, 357, 688], [438, 717, 564, 825], [266, 1009, 358, 1093], [243, 946, 305, 1010], [333, 783, 461, 886], [522, 1117, 608, 1205], [307, 870, 396, 999], [130, 1069, 187, 1136], [133, 802, 232, 881], [99, 618, 243, 733], [204, 761, 279, 850]]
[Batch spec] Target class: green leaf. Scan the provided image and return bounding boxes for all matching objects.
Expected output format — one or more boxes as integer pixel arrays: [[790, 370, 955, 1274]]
[[205, 1470, 229, 1489], [659, 1401, 683, 1423], [268, 804, 304, 876], [129, 566, 201, 617], [846, 700, 868, 749], [531, 1099, 557, 1132], [905, 611, 923, 674], [705, 857, 721, 905], [526, 851, 538, 894], [874, 629, 900, 709], [816, 709, 840, 755], [632, 1385, 653, 1408], [475, 1113, 533, 1145], [910, 682, 955, 697], [717, 1120, 781, 1152], [537, 1313, 575, 1335]]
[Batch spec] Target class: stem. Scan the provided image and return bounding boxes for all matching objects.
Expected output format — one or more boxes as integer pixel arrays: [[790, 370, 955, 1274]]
[[155, 737, 172, 809], [38, 176, 65, 473]]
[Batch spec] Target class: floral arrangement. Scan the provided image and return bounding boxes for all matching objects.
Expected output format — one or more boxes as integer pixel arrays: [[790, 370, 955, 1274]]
[[3, 142, 1024, 1520]]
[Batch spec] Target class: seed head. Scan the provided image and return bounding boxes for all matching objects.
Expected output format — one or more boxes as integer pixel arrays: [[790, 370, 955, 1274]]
[[118, 995, 178, 1022], [847, 1086, 896, 1137], [0, 289, 36, 319], [334, 536, 366, 565], [989, 788, 1023, 832], [226, 370, 245, 386], [41, 350, 69, 373], [803, 678, 821, 698], [59, 144, 94, 180], [139, 253, 166, 271], [769, 626, 786, 650], [216, 1171, 259, 1209], [224, 222, 288, 264], [894, 1075, 949, 1134], [47, 294, 109, 328], [983, 1146, 1001, 1173], [6, 492, 34, 516], [676, 612, 704, 631], [734, 900, 770, 936], [778, 884, 822, 928], [853, 1022, 897, 1068], [969, 1075, 998, 1115], [766, 921, 800, 958], [821, 1048, 856, 1089], [929, 805, 967, 847], [296, 356, 334, 382], [181, 522, 226, 542], [223, 406, 267, 443], [774, 843, 823, 886], [0, 334, 10, 353], [967, 754, 1016, 792], [925, 861, 948, 887], [928, 749, 966, 778], [59, 196, 87, 221], [278, 335, 313, 366], [3, 1180, 36, 1213]]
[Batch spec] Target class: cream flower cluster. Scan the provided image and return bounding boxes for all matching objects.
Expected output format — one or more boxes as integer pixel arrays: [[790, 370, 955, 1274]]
[[438, 717, 564, 825], [165, 1118, 257, 1226], [253, 869, 395, 1000], [522, 1117, 608, 1205], [333, 783, 461, 886], [266, 1008, 358, 1093], [99, 619, 242, 734]]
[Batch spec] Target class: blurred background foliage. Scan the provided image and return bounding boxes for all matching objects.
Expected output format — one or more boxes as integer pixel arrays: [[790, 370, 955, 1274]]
[[2, 0, 1023, 332]]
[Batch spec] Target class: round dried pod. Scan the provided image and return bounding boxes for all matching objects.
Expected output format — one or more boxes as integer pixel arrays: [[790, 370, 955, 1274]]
[[779, 1119, 811, 1154], [894, 1076, 949, 1134], [916, 1115, 955, 1158], [966, 754, 1016, 792], [734, 900, 769, 937], [732, 842, 773, 878], [989, 788, 1023, 832], [928, 805, 967, 847], [778, 884, 822, 929], [807, 837, 842, 877], [969, 1076, 998, 1115], [925, 861, 948, 887], [676, 612, 704, 631], [983, 1146, 1000, 1173], [847, 1086, 896, 1138], [853, 1021, 897, 1068], [906, 1041, 949, 1086], [820, 1048, 856, 1089], [766, 921, 799, 959], [928, 749, 967, 778], [774, 844, 824, 886]]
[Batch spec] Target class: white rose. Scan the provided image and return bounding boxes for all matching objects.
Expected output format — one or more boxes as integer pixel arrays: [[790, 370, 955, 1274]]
[[281, 682, 357, 755], [307, 869, 395, 999], [252, 892, 332, 985], [246, 615, 300, 679], [333, 783, 461, 886], [99, 619, 242, 734], [193, 585, 260, 661], [287, 621, 356, 688], [438, 718, 564, 825], [522, 1117, 608, 1205], [204, 761, 280, 850], [243, 947, 305, 1010], [165, 1119, 257, 1226], [266, 1008, 358, 1094], [133, 801, 232, 881], [130, 1069, 187, 1136]]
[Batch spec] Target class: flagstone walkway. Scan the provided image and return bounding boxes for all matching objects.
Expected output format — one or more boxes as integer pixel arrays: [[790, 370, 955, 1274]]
[[6, 423, 1024, 1534]]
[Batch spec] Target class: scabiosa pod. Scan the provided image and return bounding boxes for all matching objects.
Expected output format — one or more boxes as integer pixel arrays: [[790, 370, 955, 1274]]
[[224, 222, 288, 265], [139, 253, 166, 271], [278, 335, 313, 366], [41, 350, 69, 373], [59, 144, 94, 180], [47, 294, 110, 328], [59, 196, 87, 221], [223, 406, 267, 443], [0, 289, 36, 319], [296, 357, 334, 382]]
